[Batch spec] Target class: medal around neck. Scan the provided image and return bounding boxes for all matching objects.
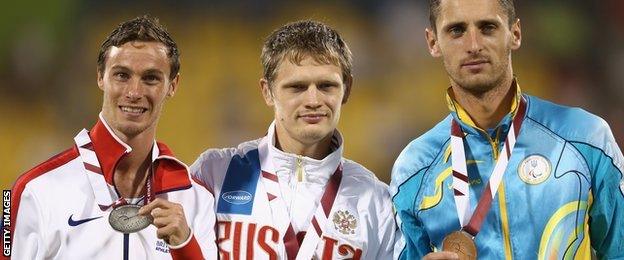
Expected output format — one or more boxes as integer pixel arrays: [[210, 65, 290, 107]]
[[442, 231, 477, 260], [109, 204, 153, 233]]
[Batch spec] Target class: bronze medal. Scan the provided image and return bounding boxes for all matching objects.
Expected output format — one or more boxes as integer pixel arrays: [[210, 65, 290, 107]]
[[442, 231, 477, 260]]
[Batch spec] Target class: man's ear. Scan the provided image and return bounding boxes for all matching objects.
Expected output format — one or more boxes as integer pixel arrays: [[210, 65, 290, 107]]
[[425, 28, 442, 57], [260, 78, 274, 106], [167, 73, 180, 98], [97, 70, 104, 91], [342, 74, 353, 104], [510, 19, 522, 50]]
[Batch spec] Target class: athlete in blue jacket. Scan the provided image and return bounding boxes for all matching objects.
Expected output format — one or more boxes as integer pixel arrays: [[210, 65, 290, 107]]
[[390, 0, 624, 259]]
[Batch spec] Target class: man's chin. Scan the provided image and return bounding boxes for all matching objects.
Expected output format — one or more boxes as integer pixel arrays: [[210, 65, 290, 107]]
[[112, 123, 148, 138], [455, 75, 499, 93], [299, 127, 332, 143]]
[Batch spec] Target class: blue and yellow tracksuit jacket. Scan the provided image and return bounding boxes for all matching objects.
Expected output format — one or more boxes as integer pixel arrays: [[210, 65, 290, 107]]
[[390, 91, 624, 259]]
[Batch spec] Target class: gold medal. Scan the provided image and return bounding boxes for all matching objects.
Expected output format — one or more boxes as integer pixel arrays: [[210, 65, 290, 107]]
[[442, 231, 477, 260]]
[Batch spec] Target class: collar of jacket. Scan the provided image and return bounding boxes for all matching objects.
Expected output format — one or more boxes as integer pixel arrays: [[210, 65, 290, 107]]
[[258, 121, 343, 185], [445, 78, 523, 137], [88, 112, 192, 194]]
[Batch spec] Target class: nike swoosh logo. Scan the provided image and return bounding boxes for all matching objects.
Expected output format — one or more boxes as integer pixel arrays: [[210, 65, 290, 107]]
[[68, 214, 103, 226]]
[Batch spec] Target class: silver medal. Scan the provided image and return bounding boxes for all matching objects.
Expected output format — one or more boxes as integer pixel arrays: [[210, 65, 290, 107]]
[[108, 204, 153, 233]]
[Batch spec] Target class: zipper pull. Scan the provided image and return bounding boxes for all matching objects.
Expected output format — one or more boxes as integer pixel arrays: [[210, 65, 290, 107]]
[[296, 155, 304, 182], [493, 127, 502, 160]]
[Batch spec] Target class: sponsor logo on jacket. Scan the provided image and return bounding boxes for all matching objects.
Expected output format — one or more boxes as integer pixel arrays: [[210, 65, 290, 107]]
[[155, 240, 169, 253], [222, 191, 253, 205]]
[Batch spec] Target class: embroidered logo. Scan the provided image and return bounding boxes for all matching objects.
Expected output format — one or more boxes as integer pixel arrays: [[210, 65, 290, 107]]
[[222, 191, 253, 205], [67, 215, 102, 227], [332, 210, 357, 235], [518, 154, 551, 185]]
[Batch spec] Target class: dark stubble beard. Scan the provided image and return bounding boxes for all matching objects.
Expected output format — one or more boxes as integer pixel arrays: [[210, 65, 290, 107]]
[[447, 50, 512, 97]]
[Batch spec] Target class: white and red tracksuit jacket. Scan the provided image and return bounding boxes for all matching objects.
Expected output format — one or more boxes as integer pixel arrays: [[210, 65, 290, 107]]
[[190, 122, 397, 260], [10, 114, 217, 259]]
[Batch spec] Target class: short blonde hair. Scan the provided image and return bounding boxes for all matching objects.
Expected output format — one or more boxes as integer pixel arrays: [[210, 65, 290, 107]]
[[261, 20, 353, 86]]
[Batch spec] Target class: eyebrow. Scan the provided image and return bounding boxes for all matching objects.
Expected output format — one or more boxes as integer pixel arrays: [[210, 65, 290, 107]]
[[110, 65, 131, 72], [281, 78, 340, 86], [476, 19, 502, 27], [109, 65, 164, 76], [143, 69, 165, 77], [280, 80, 308, 87], [442, 18, 502, 31]]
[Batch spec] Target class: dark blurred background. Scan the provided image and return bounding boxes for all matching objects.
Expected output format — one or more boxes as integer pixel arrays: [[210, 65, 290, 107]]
[[2, 0, 623, 188]]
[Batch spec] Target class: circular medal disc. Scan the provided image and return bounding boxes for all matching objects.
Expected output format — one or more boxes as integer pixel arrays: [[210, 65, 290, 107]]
[[442, 231, 477, 260], [109, 204, 153, 233]]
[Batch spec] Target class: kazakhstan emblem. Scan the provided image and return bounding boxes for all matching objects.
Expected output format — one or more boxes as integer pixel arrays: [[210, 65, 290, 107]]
[[332, 210, 357, 235], [518, 154, 551, 185]]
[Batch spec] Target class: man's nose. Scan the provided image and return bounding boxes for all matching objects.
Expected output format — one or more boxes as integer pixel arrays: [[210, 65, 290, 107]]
[[126, 79, 143, 101], [304, 85, 322, 108], [466, 28, 483, 54]]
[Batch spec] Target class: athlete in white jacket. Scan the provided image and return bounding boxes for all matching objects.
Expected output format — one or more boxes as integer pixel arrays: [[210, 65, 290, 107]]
[[191, 20, 396, 260], [10, 16, 217, 259]]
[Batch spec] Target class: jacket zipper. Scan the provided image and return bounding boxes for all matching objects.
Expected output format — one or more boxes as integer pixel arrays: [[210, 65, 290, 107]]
[[295, 155, 304, 182]]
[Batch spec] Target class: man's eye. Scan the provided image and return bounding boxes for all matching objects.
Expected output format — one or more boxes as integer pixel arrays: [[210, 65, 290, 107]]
[[448, 27, 465, 37], [482, 24, 497, 34], [290, 84, 306, 91], [318, 83, 337, 90], [143, 75, 161, 84], [114, 72, 129, 80]]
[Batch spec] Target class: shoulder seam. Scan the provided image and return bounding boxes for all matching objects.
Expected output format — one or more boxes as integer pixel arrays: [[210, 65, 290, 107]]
[[527, 116, 623, 175], [526, 116, 566, 141], [191, 176, 214, 196], [568, 140, 624, 176], [13, 146, 80, 191]]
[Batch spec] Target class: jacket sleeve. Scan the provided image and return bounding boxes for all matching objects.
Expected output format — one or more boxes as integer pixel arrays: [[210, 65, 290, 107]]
[[169, 184, 218, 260], [574, 122, 624, 259], [190, 148, 234, 197], [373, 185, 399, 260], [390, 150, 433, 259], [393, 202, 432, 259], [11, 186, 47, 260]]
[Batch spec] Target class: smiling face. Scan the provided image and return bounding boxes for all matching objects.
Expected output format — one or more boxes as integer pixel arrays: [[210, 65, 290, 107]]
[[426, 0, 521, 93], [97, 41, 178, 140], [261, 55, 351, 148]]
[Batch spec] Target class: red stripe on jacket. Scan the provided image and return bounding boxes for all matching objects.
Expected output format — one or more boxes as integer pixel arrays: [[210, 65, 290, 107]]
[[10, 146, 80, 245]]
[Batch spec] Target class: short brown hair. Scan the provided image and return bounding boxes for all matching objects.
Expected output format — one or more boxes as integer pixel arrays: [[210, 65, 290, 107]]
[[97, 15, 180, 80], [261, 20, 352, 86], [429, 0, 516, 32]]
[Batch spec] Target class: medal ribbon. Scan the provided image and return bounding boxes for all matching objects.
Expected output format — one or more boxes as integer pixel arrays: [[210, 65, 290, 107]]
[[451, 96, 527, 236], [74, 129, 155, 211], [260, 164, 343, 260]]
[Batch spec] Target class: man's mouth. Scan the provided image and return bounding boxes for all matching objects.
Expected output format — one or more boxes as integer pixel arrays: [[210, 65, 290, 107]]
[[299, 113, 327, 123], [119, 106, 147, 114], [461, 59, 490, 72], [299, 113, 327, 118], [462, 60, 489, 67]]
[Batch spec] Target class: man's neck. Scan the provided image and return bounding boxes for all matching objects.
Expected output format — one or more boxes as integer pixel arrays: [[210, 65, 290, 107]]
[[113, 129, 155, 199], [451, 76, 515, 130], [274, 125, 333, 160]]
